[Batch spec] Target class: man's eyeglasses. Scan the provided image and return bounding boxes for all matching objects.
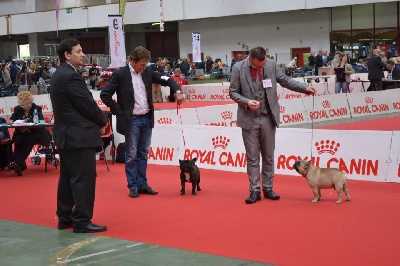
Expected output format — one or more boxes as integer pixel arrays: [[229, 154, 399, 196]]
[[249, 58, 266, 70], [20, 103, 31, 107]]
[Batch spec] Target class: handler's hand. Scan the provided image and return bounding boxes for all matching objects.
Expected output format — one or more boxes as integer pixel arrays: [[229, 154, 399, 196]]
[[100, 126, 106, 135], [306, 86, 317, 96], [174, 90, 185, 105], [248, 100, 260, 110]]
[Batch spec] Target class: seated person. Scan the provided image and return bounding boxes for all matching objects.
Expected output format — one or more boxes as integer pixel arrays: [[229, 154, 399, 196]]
[[8, 91, 51, 176], [170, 68, 188, 102], [383, 59, 400, 90], [0, 117, 14, 169], [288, 57, 298, 68]]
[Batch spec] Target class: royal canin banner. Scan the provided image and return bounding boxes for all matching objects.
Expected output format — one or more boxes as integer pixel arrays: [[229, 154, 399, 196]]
[[108, 15, 127, 68], [148, 125, 183, 166], [302, 93, 351, 123], [347, 90, 394, 117], [387, 131, 400, 183], [279, 98, 309, 126], [0, 98, 9, 116], [171, 126, 394, 182], [196, 104, 238, 127], [182, 85, 233, 102], [154, 108, 199, 126], [274, 128, 392, 182]]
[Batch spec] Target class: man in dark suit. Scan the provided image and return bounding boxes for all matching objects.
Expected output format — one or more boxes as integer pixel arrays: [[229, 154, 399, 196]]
[[383, 59, 400, 90], [50, 39, 108, 233], [100, 46, 183, 199], [314, 50, 324, 75], [367, 49, 387, 91], [229, 46, 316, 204]]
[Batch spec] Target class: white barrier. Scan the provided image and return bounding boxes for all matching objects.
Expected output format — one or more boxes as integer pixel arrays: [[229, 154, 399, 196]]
[[387, 131, 400, 183], [302, 93, 351, 123], [149, 125, 397, 182], [196, 104, 238, 127], [279, 98, 309, 126], [347, 90, 397, 118]]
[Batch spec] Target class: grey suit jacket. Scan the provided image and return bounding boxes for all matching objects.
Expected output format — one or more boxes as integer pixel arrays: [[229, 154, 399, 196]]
[[229, 59, 308, 129]]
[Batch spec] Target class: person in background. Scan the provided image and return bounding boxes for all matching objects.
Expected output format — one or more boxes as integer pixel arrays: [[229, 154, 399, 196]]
[[315, 50, 324, 75], [9, 60, 20, 85], [50, 38, 108, 233], [180, 57, 190, 78], [88, 63, 100, 90], [151, 58, 165, 102], [1, 64, 12, 88], [8, 91, 51, 176], [383, 59, 400, 90], [229, 46, 316, 204], [334, 54, 353, 93], [100, 46, 184, 199], [171, 68, 188, 101], [287, 57, 297, 68], [16, 65, 33, 86], [367, 49, 387, 91], [307, 52, 315, 71], [205, 55, 214, 74], [29, 63, 37, 84]]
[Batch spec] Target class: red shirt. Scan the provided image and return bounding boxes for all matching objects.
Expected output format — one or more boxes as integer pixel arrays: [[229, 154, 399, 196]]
[[171, 75, 188, 88]]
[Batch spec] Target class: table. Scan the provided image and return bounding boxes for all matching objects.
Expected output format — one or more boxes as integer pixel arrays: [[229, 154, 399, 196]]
[[0, 122, 54, 129], [350, 79, 370, 92], [303, 76, 332, 94], [0, 122, 56, 172]]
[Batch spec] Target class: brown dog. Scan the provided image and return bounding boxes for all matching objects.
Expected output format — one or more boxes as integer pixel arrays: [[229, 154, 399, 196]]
[[293, 160, 351, 204]]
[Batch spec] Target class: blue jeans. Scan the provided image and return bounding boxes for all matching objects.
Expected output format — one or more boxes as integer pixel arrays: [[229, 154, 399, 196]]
[[124, 113, 152, 191], [335, 81, 349, 93]]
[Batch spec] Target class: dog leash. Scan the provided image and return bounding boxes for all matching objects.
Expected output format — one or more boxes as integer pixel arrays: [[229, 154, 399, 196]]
[[310, 94, 315, 161]]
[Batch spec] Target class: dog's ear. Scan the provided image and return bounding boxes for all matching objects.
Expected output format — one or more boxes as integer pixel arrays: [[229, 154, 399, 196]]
[[179, 159, 182, 163], [304, 161, 311, 169], [192, 157, 197, 163]]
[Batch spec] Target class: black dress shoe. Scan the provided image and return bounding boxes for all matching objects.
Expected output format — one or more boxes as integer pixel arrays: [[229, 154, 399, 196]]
[[58, 221, 73, 229], [14, 164, 22, 176], [73, 222, 107, 233], [139, 187, 158, 195], [245, 191, 261, 204], [263, 189, 280, 200], [129, 189, 139, 198]]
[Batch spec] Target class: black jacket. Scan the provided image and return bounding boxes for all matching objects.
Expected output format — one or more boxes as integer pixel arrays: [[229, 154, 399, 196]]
[[367, 54, 386, 80], [49, 62, 107, 149], [10, 103, 51, 146], [100, 64, 180, 135]]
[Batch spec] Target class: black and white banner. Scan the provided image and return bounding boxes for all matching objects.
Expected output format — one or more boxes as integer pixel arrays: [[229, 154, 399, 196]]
[[108, 15, 127, 68], [192, 33, 201, 62]]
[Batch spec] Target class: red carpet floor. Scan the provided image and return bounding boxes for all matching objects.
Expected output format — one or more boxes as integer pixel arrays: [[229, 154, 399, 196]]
[[1, 103, 400, 265], [0, 162, 399, 266]]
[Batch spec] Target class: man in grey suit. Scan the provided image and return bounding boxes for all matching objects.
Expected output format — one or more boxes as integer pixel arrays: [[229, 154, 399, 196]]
[[229, 47, 316, 204], [50, 39, 108, 232]]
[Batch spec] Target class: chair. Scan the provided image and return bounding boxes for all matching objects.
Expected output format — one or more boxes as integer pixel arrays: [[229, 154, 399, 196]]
[[100, 110, 115, 171], [33, 113, 59, 172]]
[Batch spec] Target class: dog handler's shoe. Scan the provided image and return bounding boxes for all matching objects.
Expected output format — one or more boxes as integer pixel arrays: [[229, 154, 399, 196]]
[[245, 191, 261, 204], [139, 187, 158, 195], [129, 189, 139, 198], [263, 189, 280, 200]]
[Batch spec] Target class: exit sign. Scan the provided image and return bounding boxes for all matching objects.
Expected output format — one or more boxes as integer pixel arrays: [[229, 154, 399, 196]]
[[66, 8, 73, 13]]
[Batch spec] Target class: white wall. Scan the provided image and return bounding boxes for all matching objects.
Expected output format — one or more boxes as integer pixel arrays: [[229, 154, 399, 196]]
[[178, 9, 331, 66]]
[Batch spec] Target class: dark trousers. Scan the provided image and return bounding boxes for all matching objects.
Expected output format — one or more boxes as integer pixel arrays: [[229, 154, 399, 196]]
[[370, 79, 382, 91], [57, 147, 97, 226], [13, 133, 38, 166]]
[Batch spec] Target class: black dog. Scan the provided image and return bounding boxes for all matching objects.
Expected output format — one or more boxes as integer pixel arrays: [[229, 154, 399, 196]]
[[179, 157, 201, 195]]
